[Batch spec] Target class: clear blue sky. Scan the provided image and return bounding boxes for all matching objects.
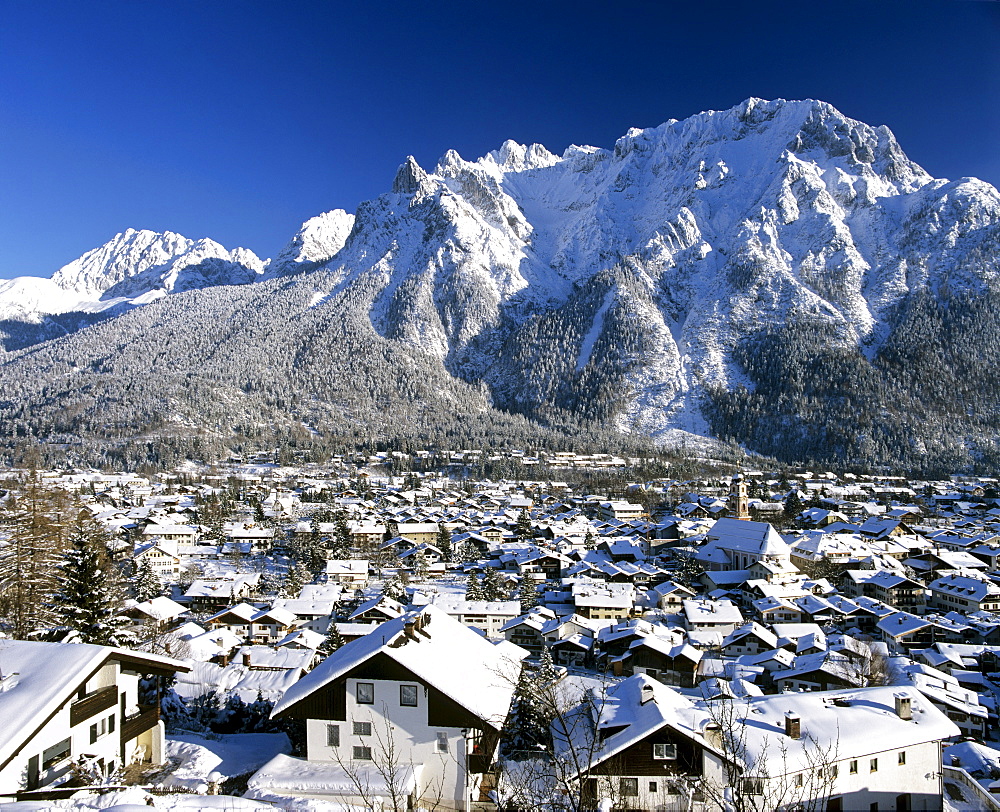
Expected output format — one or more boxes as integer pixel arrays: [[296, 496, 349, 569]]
[[2, 0, 998, 280]]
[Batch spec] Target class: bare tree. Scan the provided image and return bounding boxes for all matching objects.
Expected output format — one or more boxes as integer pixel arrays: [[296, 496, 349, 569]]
[[331, 706, 448, 812], [696, 696, 840, 812]]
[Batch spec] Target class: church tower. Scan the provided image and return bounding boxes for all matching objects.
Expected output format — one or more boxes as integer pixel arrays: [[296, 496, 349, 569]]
[[729, 473, 751, 520]]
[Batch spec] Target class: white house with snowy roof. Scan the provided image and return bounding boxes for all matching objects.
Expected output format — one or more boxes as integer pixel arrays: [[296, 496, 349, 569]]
[[254, 605, 528, 810], [550, 674, 958, 812], [0, 640, 188, 800]]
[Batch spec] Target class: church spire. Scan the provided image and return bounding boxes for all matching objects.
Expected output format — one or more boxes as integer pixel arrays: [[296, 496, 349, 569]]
[[729, 473, 751, 520]]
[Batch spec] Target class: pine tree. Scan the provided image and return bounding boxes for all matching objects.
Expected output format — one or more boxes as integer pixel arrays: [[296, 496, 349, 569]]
[[436, 525, 453, 563], [284, 561, 312, 597], [413, 551, 430, 580], [318, 622, 345, 656], [466, 572, 483, 601], [0, 474, 73, 638], [514, 509, 533, 542], [132, 558, 162, 602], [481, 567, 505, 601], [583, 528, 598, 550], [50, 511, 129, 645], [382, 572, 407, 603], [517, 577, 539, 613]]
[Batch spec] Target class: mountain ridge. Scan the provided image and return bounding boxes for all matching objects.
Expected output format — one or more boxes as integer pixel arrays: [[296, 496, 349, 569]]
[[1, 98, 998, 472]]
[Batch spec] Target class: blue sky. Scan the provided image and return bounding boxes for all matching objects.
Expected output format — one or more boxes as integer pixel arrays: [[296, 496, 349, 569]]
[[2, 0, 998, 280]]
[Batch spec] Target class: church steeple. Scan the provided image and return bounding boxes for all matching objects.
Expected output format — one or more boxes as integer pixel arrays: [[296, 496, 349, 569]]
[[729, 473, 751, 520]]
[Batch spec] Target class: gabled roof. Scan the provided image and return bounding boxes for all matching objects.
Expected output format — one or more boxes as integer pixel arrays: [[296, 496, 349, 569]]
[[272, 605, 527, 729], [0, 640, 188, 772]]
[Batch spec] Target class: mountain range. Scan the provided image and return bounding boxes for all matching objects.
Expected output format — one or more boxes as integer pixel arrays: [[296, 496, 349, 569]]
[[1, 98, 998, 473]]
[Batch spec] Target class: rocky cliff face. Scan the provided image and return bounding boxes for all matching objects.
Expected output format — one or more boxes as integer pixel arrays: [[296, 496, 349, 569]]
[[1, 98, 998, 470]]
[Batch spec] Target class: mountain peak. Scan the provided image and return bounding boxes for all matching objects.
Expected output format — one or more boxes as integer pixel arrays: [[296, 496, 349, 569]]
[[392, 156, 433, 195]]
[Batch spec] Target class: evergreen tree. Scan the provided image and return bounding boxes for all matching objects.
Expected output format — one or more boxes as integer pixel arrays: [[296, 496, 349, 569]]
[[514, 509, 533, 542], [132, 558, 162, 602], [537, 646, 558, 685], [517, 577, 539, 613], [481, 567, 505, 601], [503, 666, 548, 754], [583, 528, 598, 550], [318, 622, 345, 656], [783, 490, 804, 524], [284, 561, 312, 597], [436, 525, 453, 563], [0, 474, 73, 638], [466, 572, 483, 601], [413, 551, 430, 580], [257, 569, 281, 596], [382, 572, 408, 603], [332, 515, 351, 558], [50, 511, 129, 645]]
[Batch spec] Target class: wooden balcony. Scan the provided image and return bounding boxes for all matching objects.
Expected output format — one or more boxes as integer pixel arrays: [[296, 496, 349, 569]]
[[69, 686, 117, 727], [121, 704, 159, 745]]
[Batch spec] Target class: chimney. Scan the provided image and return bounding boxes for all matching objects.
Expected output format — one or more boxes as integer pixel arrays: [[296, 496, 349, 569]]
[[640, 683, 655, 705], [243, 651, 251, 667], [894, 693, 912, 721], [704, 722, 723, 750], [404, 619, 419, 641], [785, 712, 801, 739]]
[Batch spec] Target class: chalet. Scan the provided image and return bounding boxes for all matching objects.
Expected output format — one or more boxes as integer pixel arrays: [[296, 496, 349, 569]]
[[620, 635, 703, 688], [552, 675, 958, 812], [324, 559, 369, 587], [256, 606, 528, 810], [249, 606, 302, 644], [420, 596, 520, 639], [348, 596, 406, 624], [501, 607, 557, 656], [184, 574, 260, 612], [132, 541, 182, 579], [840, 570, 927, 612], [571, 581, 635, 621], [682, 599, 744, 637], [205, 602, 259, 640], [0, 641, 188, 800]]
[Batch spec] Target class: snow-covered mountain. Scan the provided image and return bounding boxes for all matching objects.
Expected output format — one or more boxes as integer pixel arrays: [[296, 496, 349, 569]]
[[269, 209, 355, 276], [0, 229, 265, 324], [2, 98, 998, 471], [305, 97, 999, 445]]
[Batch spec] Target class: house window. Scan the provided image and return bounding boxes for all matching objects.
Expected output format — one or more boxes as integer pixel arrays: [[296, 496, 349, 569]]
[[849, 759, 858, 774], [357, 682, 374, 704], [653, 743, 677, 760], [620, 778, 638, 797], [400, 684, 418, 707], [327, 724, 340, 747], [89, 716, 110, 744], [870, 758, 878, 772], [742, 777, 764, 796], [353, 721, 372, 736], [42, 738, 71, 770], [898, 751, 906, 765], [436, 732, 449, 753], [353, 746, 372, 760], [648, 781, 657, 793]]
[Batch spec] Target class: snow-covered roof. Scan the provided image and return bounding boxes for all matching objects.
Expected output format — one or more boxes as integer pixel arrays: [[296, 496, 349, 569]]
[[272, 605, 527, 728], [0, 640, 188, 771]]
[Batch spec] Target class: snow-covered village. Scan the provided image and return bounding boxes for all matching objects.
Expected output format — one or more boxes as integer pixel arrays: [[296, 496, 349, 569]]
[[1, 453, 1000, 811]]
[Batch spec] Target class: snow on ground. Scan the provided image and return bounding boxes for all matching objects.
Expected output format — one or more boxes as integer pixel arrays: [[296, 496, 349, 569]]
[[0, 785, 273, 809], [157, 732, 292, 791]]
